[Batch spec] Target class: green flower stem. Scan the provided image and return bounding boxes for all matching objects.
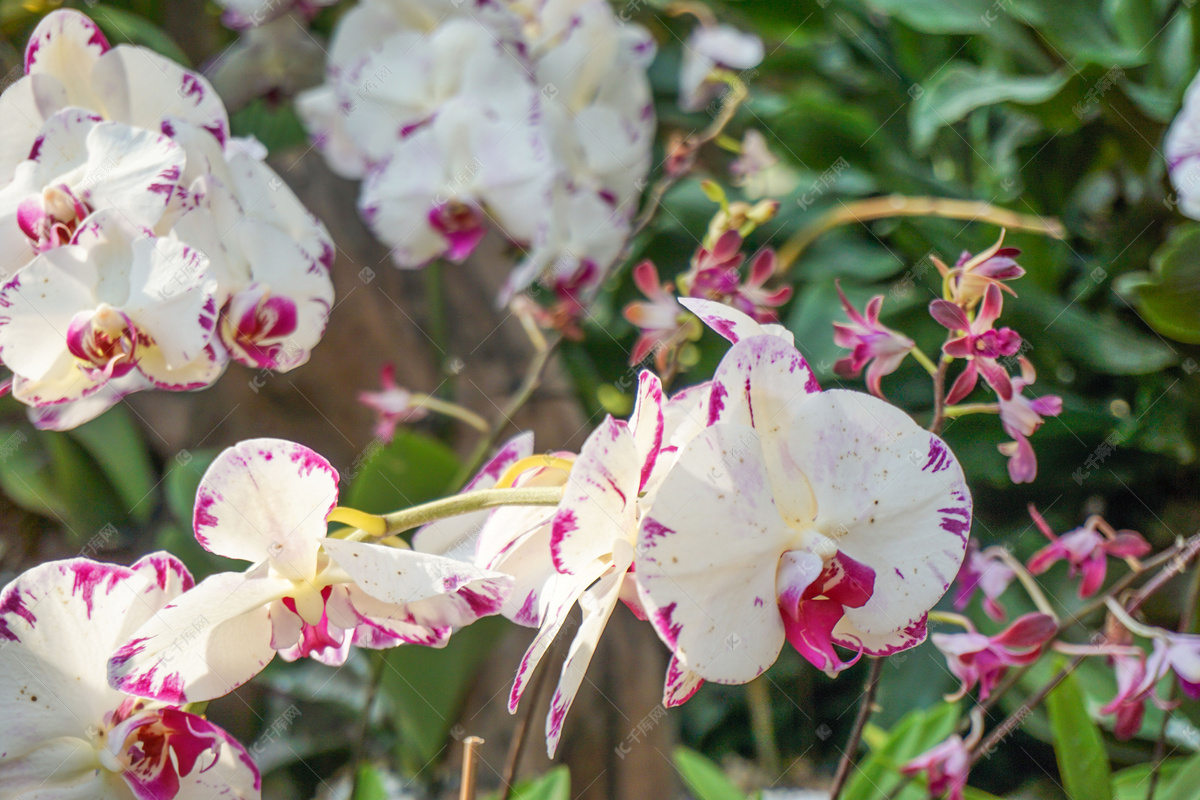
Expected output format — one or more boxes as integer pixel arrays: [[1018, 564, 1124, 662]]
[[943, 402, 1000, 418], [909, 346, 941, 378], [986, 545, 1058, 621], [329, 485, 565, 541], [412, 394, 490, 432]]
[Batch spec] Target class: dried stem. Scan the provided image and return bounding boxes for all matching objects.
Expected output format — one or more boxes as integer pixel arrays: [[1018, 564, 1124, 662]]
[[928, 356, 950, 434], [499, 658, 552, 800], [829, 656, 884, 800], [776, 195, 1066, 274]]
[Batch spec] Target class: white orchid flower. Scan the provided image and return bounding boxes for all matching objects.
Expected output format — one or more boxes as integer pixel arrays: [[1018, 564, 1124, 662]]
[[0, 10, 229, 185], [636, 334, 972, 684], [0, 209, 219, 409], [0, 554, 260, 800], [108, 438, 513, 704], [0, 108, 184, 271]]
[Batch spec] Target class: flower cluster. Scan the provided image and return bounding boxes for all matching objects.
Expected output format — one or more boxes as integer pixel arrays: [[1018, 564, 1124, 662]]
[[833, 232, 1062, 483], [297, 0, 656, 301], [0, 10, 334, 430], [624, 202, 789, 371]]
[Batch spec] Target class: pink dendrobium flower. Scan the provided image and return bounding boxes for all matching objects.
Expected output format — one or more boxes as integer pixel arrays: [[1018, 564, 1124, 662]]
[[686, 229, 745, 298], [0, 555, 261, 800], [1102, 647, 1151, 740], [996, 358, 1062, 484], [637, 333, 971, 684], [936, 231, 1025, 309], [624, 260, 687, 368], [359, 364, 430, 442], [108, 438, 512, 704], [933, 612, 1056, 701], [728, 249, 792, 322], [900, 735, 971, 800], [930, 284, 1022, 402], [832, 281, 915, 398], [953, 541, 1015, 621], [1026, 505, 1151, 598]]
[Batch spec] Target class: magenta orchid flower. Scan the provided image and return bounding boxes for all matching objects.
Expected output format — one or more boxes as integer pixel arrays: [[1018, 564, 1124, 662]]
[[624, 260, 688, 367], [728, 248, 792, 322], [953, 541, 1016, 621], [933, 612, 1056, 700], [108, 438, 512, 705], [1101, 647, 1152, 740], [686, 229, 746, 298], [900, 734, 971, 800], [1026, 505, 1151, 598], [359, 363, 430, 442], [832, 281, 915, 398], [996, 358, 1062, 484], [636, 329, 971, 684], [1, 554, 260, 799], [936, 232, 1024, 309], [930, 284, 1022, 402]]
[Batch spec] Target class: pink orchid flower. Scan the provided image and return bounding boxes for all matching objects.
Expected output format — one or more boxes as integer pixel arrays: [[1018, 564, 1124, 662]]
[[996, 358, 1062, 484], [728, 249, 792, 323], [953, 541, 1016, 621], [930, 284, 1023, 402], [900, 734, 971, 800], [358, 364, 430, 442], [933, 612, 1056, 700], [1027, 506, 1150, 598], [936, 232, 1025, 309], [832, 281, 915, 398], [624, 260, 688, 368]]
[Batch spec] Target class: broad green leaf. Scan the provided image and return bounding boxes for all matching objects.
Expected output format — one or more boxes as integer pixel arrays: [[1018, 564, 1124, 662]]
[[501, 767, 571, 800], [231, 99, 309, 154], [344, 431, 459, 518], [673, 747, 748, 800], [1045, 665, 1112, 800], [1112, 759, 1187, 800], [0, 424, 66, 523], [842, 703, 961, 800], [43, 431, 130, 537], [68, 406, 156, 524], [351, 763, 389, 800], [87, 5, 190, 65], [163, 449, 219, 526], [1006, 285, 1178, 376], [1161, 751, 1200, 800], [1119, 225, 1200, 344], [1007, 0, 1149, 66], [382, 617, 504, 773], [910, 64, 1070, 152]]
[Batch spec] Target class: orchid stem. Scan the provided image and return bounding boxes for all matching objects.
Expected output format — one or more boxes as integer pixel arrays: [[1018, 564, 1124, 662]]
[[927, 610, 975, 630], [829, 656, 883, 800], [909, 347, 940, 378], [943, 403, 1000, 419], [987, 546, 1058, 622], [776, 196, 1065, 274], [413, 394, 490, 432], [333, 486, 565, 541]]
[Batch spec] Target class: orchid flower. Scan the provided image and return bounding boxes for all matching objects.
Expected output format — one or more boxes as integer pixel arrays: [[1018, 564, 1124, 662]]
[[359, 364, 431, 442], [679, 296, 795, 346], [1101, 646, 1152, 740], [0, 108, 183, 267], [832, 282, 915, 398], [930, 284, 1022, 402], [216, 0, 339, 29], [934, 231, 1024, 309], [728, 249, 792, 323], [996, 358, 1062, 484], [1, 554, 260, 799], [952, 541, 1016, 621], [1026, 506, 1150, 598], [933, 613, 1056, 700], [678, 24, 764, 112], [685, 229, 745, 298], [624, 260, 689, 368], [0, 10, 229, 183], [900, 734, 971, 800], [0, 210, 220, 409], [1165, 68, 1200, 220], [636, 330, 972, 684], [108, 438, 512, 704]]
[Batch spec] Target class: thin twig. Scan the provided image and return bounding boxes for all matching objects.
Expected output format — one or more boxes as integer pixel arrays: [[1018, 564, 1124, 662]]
[[829, 656, 884, 800], [776, 195, 1066, 274], [969, 655, 1085, 767], [348, 652, 388, 799], [929, 357, 950, 435], [499, 656, 552, 800]]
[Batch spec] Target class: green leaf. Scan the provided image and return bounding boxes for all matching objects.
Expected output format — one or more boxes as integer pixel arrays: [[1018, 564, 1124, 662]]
[[1006, 285, 1178, 375], [381, 617, 504, 773], [0, 424, 66, 523], [1119, 225, 1200, 344], [351, 763, 389, 800], [1160, 751, 1200, 800], [1045, 665, 1112, 800], [87, 5, 190, 65], [842, 703, 960, 800], [1112, 759, 1188, 800], [672, 747, 748, 800], [502, 767, 572, 800], [67, 407, 156, 524], [344, 431, 460, 518], [231, 99, 310, 154], [910, 64, 1070, 152]]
